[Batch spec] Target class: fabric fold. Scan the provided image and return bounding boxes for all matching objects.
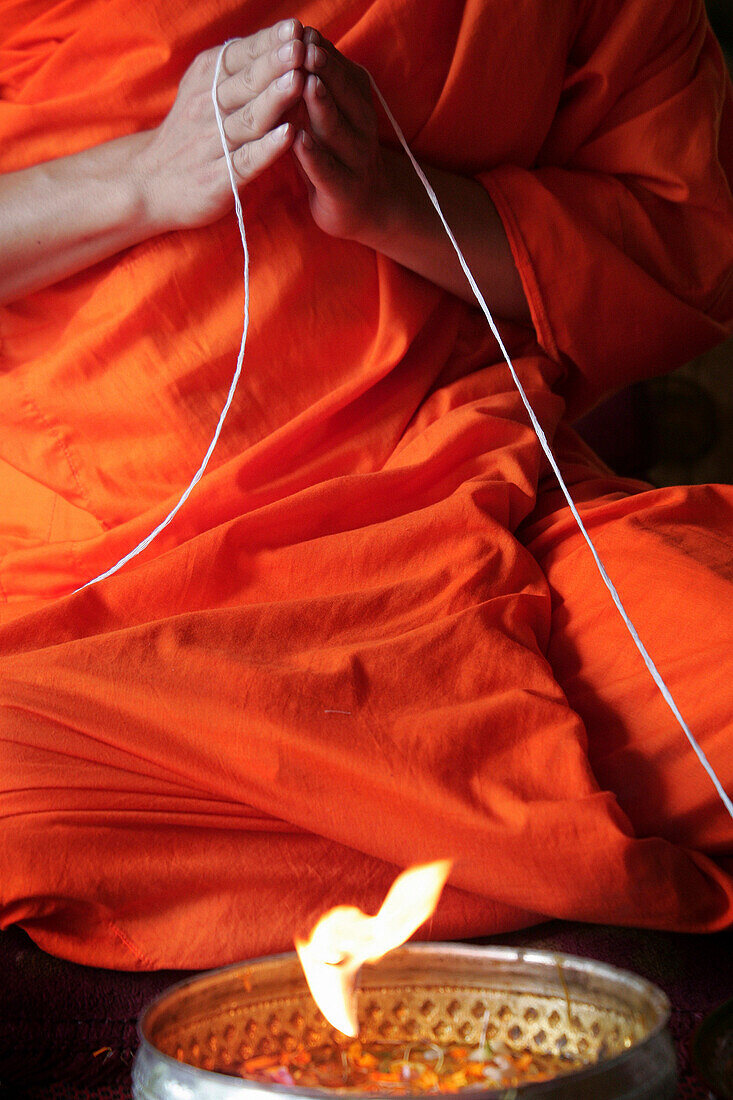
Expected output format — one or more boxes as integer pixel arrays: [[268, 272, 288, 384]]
[[480, 0, 733, 416]]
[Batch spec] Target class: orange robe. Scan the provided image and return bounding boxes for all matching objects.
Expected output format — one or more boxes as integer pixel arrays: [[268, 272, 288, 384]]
[[1, 0, 732, 968]]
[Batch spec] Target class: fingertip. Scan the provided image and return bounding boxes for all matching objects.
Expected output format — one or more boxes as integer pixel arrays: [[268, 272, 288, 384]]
[[278, 17, 303, 41], [304, 72, 328, 108], [291, 137, 314, 188], [290, 129, 312, 173], [270, 121, 292, 144], [304, 42, 328, 72], [282, 123, 298, 153], [302, 26, 320, 45]]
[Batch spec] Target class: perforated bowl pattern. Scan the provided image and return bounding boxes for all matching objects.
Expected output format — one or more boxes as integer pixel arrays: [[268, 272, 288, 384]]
[[132, 943, 677, 1100]]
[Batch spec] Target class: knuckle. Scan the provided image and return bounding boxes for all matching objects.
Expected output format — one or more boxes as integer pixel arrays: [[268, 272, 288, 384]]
[[222, 112, 237, 145], [240, 100, 257, 134], [233, 142, 253, 180], [238, 65, 258, 97], [242, 34, 259, 63], [222, 38, 243, 74]]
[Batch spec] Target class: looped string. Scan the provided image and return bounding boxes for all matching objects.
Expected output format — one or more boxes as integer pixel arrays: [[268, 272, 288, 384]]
[[75, 45, 732, 821]]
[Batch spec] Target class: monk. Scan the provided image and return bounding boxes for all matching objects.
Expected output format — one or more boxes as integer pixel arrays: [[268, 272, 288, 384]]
[[0, 0, 732, 970]]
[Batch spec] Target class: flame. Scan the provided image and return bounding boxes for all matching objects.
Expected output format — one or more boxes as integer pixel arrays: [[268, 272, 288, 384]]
[[295, 860, 452, 1036]]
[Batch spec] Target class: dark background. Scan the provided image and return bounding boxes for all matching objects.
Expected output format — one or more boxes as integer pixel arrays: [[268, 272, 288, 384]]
[[708, 0, 733, 53]]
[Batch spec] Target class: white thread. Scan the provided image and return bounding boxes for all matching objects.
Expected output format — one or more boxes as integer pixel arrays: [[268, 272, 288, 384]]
[[369, 78, 732, 820], [74, 46, 732, 821], [74, 42, 247, 593]]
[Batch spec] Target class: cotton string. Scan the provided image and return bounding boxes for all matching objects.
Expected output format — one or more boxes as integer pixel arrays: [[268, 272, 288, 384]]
[[370, 81, 733, 820], [75, 44, 733, 821], [73, 44, 250, 594]]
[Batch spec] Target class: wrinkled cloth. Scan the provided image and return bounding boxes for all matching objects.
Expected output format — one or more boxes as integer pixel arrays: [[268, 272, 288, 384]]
[[0, 0, 732, 969]]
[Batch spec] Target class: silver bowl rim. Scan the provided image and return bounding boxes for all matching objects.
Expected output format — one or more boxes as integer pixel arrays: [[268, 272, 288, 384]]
[[135, 941, 672, 1099]]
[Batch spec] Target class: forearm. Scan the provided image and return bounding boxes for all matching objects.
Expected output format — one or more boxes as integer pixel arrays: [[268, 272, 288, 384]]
[[0, 22, 308, 307], [356, 148, 530, 325], [0, 131, 156, 305]]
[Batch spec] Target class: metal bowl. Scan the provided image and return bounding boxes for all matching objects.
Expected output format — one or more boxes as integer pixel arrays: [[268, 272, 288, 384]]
[[132, 942, 676, 1100]]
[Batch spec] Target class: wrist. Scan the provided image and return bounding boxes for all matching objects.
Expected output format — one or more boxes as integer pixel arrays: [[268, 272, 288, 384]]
[[126, 129, 172, 237], [349, 146, 412, 253], [82, 128, 167, 243]]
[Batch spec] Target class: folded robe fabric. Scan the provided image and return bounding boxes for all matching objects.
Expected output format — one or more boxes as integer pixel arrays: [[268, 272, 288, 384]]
[[0, 0, 732, 969]]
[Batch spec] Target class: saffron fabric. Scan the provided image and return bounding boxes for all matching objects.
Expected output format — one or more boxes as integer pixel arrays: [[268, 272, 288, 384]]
[[1, 0, 732, 969]]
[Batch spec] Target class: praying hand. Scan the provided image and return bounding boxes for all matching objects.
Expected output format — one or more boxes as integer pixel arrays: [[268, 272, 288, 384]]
[[0, 17, 528, 322]]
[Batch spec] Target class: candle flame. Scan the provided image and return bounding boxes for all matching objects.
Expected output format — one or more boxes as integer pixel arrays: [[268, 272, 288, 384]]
[[295, 860, 452, 1036]]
